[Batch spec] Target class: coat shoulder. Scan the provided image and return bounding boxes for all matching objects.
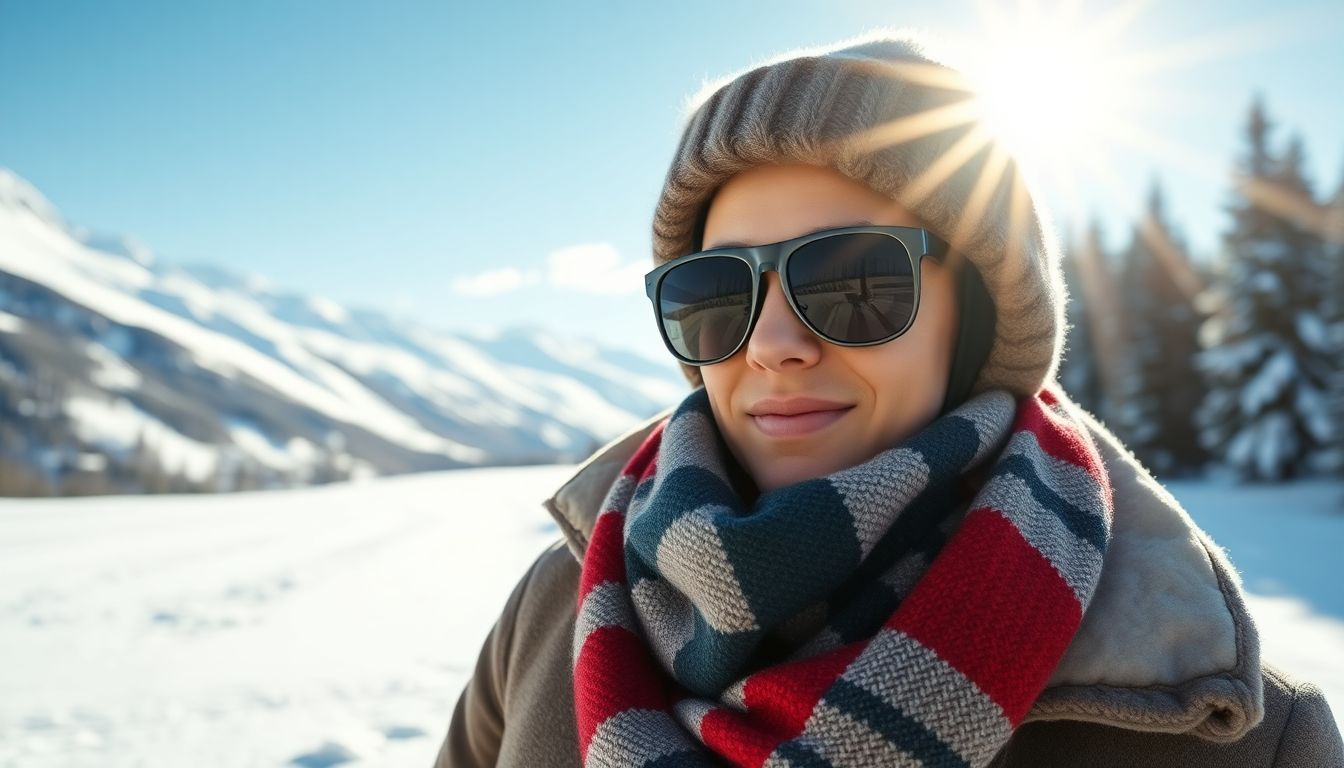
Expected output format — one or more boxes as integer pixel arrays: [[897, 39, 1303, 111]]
[[493, 542, 583, 767], [511, 540, 583, 640], [994, 661, 1343, 767], [1264, 662, 1344, 767]]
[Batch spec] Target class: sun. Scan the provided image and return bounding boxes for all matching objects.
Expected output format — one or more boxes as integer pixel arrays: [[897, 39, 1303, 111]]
[[853, 0, 1303, 244], [884, 0, 1281, 236], [937, 0, 1165, 217], [959, 21, 1117, 175]]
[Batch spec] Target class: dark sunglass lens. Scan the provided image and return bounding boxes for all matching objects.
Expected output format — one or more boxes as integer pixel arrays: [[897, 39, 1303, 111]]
[[786, 234, 917, 344], [658, 257, 755, 362]]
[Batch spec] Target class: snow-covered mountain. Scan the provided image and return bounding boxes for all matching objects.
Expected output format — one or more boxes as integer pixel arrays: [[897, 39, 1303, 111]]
[[0, 169, 686, 493]]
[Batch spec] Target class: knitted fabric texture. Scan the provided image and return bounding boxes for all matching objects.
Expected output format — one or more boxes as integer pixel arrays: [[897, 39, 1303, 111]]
[[652, 33, 1066, 398], [573, 386, 1114, 768]]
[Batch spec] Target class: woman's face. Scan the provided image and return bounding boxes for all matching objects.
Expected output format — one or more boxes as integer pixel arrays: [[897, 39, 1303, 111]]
[[700, 164, 959, 492]]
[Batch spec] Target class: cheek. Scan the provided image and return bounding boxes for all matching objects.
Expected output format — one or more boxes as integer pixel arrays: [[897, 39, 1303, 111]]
[[700, 360, 732, 399], [700, 360, 742, 430], [856, 279, 958, 420], [856, 338, 942, 408]]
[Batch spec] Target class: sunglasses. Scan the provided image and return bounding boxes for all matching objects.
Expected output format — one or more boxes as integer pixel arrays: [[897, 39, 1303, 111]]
[[645, 225, 950, 365]]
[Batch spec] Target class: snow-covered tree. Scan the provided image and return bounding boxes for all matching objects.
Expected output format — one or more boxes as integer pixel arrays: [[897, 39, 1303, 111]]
[[1197, 101, 1336, 480], [1114, 182, 1206, 475]]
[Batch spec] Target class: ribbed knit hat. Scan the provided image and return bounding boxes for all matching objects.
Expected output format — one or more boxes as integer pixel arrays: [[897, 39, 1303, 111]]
[[653, 32, 1066, 398]]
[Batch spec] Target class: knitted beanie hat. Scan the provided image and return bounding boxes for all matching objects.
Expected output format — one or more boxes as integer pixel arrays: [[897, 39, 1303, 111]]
[[652, 32, 1066, 398]]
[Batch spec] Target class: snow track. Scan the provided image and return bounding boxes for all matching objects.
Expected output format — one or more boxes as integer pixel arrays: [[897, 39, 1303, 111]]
[[1, 471, 1341, 767], [0, 467, 571, 768]]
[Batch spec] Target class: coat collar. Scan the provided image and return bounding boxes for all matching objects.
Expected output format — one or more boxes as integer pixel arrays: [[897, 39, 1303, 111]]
[[543, 395, 1264, 742]]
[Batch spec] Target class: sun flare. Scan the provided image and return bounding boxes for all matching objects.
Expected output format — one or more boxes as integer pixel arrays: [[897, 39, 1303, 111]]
[[939, 0, 1157, 219], [882, 0, 1293, 235], [961, 28, 1114, 173]]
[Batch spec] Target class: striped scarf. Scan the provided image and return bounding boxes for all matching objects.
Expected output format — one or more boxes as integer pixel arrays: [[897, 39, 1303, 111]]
[[574, 387, 1111, 768]]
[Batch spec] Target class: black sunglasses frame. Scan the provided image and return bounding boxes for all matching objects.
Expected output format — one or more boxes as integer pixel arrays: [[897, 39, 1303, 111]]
[[644, 225, 950, 366]]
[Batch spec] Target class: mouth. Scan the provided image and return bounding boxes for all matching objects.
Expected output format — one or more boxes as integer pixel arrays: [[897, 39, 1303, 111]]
[[747, 398, 855, 438]]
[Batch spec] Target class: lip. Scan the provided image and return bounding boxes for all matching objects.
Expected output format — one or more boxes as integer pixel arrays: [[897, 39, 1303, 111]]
[[747, 398, 855, 438]]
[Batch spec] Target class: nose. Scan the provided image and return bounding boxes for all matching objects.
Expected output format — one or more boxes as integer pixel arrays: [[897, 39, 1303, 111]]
[[743, 272, 823, 372]]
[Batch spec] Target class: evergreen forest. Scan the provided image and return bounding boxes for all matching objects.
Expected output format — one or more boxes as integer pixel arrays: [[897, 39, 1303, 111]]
[[1060, 98, 1344, 480]]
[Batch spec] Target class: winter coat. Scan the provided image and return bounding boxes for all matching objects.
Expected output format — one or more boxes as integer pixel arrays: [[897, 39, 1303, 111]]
[[433, 402, 1344, 768]]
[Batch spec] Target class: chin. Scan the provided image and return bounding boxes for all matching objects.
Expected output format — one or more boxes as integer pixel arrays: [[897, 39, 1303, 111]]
[[752, 452, 855, 493]]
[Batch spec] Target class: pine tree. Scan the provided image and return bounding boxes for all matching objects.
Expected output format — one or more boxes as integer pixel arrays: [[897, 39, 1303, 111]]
[[1113, 182, 1207, 475], [1058, 231, 1104, 415], [1064, 222, 1126, 423], [1197, 100, 1335, 480], [1323, 163, 1344, 472]]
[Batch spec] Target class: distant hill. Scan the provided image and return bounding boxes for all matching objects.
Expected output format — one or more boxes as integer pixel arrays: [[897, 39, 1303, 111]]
[[0, 169, 685, 495]]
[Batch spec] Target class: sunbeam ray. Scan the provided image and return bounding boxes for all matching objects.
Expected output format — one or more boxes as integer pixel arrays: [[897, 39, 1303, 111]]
[[848, 99, 981, 154], [952, 143, 1013, 247], [899, 125, 994, 206]]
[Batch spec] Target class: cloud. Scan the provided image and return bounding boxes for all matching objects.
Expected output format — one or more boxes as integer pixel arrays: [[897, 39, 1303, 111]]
[[452, 267, 541, 296], [450, 242, 645, 297], [546, 243, 645, 295]]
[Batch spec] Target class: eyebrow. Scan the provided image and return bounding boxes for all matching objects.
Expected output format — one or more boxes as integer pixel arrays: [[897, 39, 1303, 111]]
[[704, 220, 874, 251]]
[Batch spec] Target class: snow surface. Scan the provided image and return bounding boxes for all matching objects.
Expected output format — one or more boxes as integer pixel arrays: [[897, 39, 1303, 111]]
[[0, 467, 573, 768], [2, 472, 1341, 767]]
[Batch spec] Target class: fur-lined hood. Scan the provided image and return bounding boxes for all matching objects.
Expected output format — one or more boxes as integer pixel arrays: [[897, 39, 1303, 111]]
[[545, 395, 1264, 742]]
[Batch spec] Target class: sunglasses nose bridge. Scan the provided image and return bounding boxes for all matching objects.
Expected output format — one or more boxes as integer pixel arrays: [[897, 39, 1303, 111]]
[[747, 243, 784, 278]]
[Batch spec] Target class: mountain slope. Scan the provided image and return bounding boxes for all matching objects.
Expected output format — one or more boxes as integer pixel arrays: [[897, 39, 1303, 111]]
[[0, 169, 684, 493]]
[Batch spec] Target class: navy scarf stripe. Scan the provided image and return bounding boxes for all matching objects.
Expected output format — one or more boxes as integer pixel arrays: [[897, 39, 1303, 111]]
[[994, 455, 1108, 552], [823, 678, 970, 768]]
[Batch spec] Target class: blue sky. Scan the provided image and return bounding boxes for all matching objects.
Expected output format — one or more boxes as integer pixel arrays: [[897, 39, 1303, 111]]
[[2, 0, 1342, 357]]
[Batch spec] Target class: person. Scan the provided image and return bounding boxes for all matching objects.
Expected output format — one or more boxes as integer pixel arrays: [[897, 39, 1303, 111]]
[[435, 34, 1343, 768]]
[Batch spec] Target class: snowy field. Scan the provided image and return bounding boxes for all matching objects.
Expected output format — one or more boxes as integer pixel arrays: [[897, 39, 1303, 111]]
[[2, 469, 1341, 768]]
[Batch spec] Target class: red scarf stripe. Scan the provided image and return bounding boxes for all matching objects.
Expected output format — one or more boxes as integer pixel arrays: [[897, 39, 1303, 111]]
[[1017, 397, 1107, 486], [1043, 396, 1116, 512], [575, 581, 641, 667], [887, 507, 1083, 725], [698, 708, 779, 767], [578, 510, 630, 602], [574, 426, 670, 761], [1037, 386, 1064, 407], [574, 624, 671, 759], [576, 423, 666, 604], [627, 422, 665, 483], [740, 641, 867, 736]]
